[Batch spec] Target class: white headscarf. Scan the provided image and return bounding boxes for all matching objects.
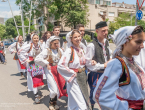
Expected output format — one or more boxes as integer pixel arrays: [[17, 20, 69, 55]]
[[109, 26, 137, 58], [16, 36, 19, 41], [66, 30, 86, 53], [47, 36, 60, 48]]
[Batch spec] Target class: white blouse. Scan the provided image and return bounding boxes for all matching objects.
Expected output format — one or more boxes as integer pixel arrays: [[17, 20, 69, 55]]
[[86, 39, 112, 70], [93, 59, 145, 110], [8, 42, 23, 54], [18, 43, 42, 64], [34, 48, 63, 67], [57, 47, 103, 83]]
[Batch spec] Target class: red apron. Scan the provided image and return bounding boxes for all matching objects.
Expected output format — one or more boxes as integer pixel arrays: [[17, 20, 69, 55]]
[[29, 56, 44, 88], [50, 64, 68, 98]]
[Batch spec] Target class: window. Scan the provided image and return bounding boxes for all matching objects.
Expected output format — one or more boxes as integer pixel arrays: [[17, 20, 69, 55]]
[[109, 12, 115, 16], [104, 1, 111, 6], [96, 0, 100, 4]]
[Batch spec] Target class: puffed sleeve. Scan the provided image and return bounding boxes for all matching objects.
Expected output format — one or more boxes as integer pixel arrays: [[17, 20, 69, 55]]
[[85, 43, 105, 71], [57, 48, 76, 83], [8, 42, 16, 54], [18, 44, 31, 64], [93, 59, 128, 110], [35, 49, 49, 67]]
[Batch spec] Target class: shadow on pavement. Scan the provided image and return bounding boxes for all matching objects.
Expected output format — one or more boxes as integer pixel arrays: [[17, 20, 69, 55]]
[[21, 82, 27, 87], [11, 72, 20, 76], [42, 95, 67, 110], [19, 91, 35, 101]]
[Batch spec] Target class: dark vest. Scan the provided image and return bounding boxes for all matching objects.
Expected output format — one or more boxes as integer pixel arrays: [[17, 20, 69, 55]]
[[92, 37, 110, 64], [59, 37, 63, 48], [81, 38, 87, 46]]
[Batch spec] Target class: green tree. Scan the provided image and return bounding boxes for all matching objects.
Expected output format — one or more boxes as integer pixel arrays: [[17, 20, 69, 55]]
[[5, 15, 35, 38], [109, 12, 145, 34], [0, 24, 6, 40], [15, 0, 89, 30], [55, 0, 89, 29]]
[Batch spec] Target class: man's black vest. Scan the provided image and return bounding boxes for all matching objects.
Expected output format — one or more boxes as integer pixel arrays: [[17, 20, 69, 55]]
[[81, 38, 87, 46], [92, 37, 110, 64], [59, 37, 63, 48]]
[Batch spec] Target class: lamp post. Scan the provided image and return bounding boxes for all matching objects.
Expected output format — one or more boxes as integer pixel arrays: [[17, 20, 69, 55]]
[[1, 0, 20, 35]]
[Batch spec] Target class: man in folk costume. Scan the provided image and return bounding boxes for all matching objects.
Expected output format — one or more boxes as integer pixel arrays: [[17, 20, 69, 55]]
[[8, 35, 26, 76], [35, 36, 67, 110], [93, 26, 145, 110], [76, 24, 87, 46], [86, 21, 112, 109], [18, 34, 44, 104], [46, 26, 63, 49]]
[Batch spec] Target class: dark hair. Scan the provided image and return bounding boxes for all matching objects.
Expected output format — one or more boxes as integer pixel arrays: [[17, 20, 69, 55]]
[[25, 34, 31, 42], [53, 26, 60, 31], [131, 26, 143, 35], [42, 31, 52, 42], [31, 31, 37, 34], [76, 24, 84, 30], [71, 29, 81, 37]]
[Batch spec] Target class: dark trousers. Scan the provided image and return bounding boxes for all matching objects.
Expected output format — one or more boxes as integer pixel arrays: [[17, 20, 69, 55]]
[[88, 71, 103, 105], [0, 53, 5, 63]]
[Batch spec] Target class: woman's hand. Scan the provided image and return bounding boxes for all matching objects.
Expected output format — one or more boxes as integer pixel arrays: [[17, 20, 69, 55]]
[[27, 59, 31, 63], [47, 64, 51, 70], [91, 60, 97, 65]]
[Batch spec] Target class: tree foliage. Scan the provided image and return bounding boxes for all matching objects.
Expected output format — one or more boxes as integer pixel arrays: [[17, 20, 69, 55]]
[[109, 12, 145, 34], [0, 24, 6, 40], [5, 15, 35, 38], [15, 0, 89, 30]]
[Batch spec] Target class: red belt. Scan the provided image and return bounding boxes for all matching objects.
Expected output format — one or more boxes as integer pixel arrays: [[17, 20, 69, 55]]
[[117, 95, 143, 109], [29, 56, 34, 61], [0, 50, 3, 53]]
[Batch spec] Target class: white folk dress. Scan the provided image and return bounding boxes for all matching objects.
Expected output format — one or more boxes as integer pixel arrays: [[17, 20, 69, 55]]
[[57, 46, 100, 110], [35, 48, 67, 99], [93, 58, 145, 110], [8, 42, 26, 72], [18, 43, 43, 94]]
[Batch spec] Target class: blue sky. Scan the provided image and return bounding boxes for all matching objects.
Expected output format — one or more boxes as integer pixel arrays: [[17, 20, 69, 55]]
[[0, 0, 145, 18], [0, 0, 20, 18]]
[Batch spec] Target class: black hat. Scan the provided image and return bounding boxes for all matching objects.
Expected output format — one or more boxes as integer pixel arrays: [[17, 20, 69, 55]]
[[96, 21, 107, 29]]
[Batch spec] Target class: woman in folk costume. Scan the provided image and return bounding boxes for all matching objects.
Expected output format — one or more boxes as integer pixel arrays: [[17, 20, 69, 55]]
[[57, 30, 101, 110], [8, 35, 26, 76], [18, 34, 44, 104], [93, 26, 145, 110], [134, 41, 145, 71], [35, 36, 67, 110]]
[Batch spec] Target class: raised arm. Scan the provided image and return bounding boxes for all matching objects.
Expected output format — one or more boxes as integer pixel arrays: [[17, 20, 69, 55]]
[[35, 49, 49, 67], [85, 43, 105, 72], [8, 42, 16, 54], [57, 48, 76, 83], [18, 44, 31, 64], [93, 59, 128, 110]]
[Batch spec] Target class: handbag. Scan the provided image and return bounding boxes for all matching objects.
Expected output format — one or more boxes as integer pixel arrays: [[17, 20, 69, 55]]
[[28, 64, 44, 77], [13, 53, 19, 60]]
